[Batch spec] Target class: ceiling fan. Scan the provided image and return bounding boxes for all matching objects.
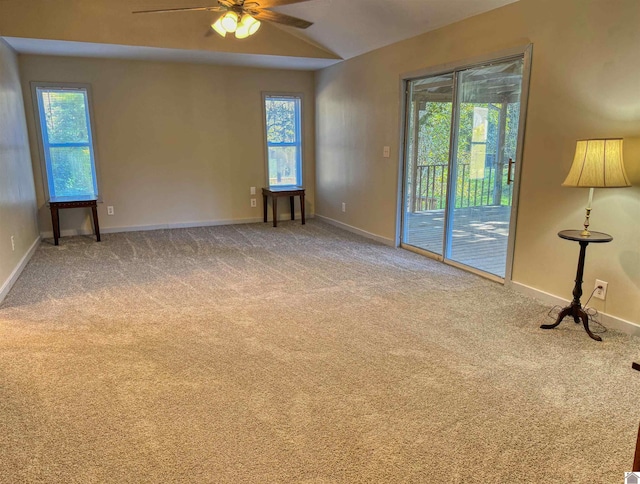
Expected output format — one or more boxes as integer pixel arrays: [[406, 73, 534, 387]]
[[133, 0, 314, 39]]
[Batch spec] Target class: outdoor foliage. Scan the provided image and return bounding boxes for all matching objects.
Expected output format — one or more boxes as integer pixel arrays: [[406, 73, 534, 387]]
[[265, 98, 300, 186], [39, 89, 96, 197], [408, 99, 520, 211], [50, 147, 93, 197], [266, 99, 297, 144], [43, 91, 89, 143]]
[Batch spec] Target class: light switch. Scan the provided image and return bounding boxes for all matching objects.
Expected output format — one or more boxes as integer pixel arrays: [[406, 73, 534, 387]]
[[383, 146, 390, 158], [250, 186, 256, 195]]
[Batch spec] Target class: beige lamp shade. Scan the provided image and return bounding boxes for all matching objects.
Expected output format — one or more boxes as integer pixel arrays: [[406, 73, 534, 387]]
[[562, 138, 631, 188]]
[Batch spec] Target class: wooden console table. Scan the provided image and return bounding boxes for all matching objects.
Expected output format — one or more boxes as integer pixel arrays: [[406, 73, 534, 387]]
[[262, 187, 305, 228], [48, 196, 101, 246]]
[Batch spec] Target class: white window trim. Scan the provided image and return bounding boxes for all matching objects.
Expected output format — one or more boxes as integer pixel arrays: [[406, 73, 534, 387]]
[[261, 91, 304, 188], [30, 81, 103, 202]]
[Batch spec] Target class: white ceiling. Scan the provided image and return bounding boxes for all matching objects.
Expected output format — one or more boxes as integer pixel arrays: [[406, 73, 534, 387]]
[[274, 0, 519, 60], [3, 0, 520, 70]]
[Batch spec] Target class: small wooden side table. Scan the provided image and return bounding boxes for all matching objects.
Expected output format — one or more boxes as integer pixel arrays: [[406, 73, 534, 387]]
[[48, 196, 101, 246], [262, 187, 305, 228], [540, 230, 612, 341]]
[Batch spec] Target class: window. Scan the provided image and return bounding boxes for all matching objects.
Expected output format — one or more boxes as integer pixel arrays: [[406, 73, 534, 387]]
[[33, 84, 99, 200], [264, 95, 302, 187]]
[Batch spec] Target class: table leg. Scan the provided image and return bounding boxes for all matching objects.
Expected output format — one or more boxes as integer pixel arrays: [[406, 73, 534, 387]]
[[50, 206, 60, 246], [578, 307, 601, 341], [541, 304, 601, 341], [91, 204, 101, 242], [300, 193, 305, 225], [540, 241, 601, 341], [290, 196, 295, 220], [263, 194, 268, 223], [272, 196, 278, 228], [570, 241, 588, 307], [541, 306, 571, 330], [634, 420, 640, 471]]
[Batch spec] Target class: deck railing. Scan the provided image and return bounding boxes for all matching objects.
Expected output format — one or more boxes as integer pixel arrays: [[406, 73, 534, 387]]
[[413, 162, 513, 212]]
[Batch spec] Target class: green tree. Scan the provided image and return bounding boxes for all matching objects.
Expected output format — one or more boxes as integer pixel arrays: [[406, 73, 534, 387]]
[[265, 98, 301, 185], [43, 91, 89, 144], [409, 99, 520, 209], [40, 90, 94, 197]]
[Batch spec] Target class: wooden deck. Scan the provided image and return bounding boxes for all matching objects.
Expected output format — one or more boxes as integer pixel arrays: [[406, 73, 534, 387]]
[[404, 205, 511, 277]]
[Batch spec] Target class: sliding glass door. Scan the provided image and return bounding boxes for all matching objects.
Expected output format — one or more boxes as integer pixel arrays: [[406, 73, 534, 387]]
[[401, 54, 529, 280], [402, 74, 454, 255]]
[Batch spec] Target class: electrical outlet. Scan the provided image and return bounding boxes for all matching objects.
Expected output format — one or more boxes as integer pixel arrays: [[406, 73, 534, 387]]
[[107, 206, 114, 216], [250, 198, 257, 207], [250, 186, 256, 195], [383, 146, 390, 158], [341, 202, 346, 212], [594, 279, 608, 300], [10, 235, 15, 251]]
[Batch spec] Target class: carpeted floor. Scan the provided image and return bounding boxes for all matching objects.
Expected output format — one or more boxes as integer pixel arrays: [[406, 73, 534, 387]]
[[0, 220, 638, 483]]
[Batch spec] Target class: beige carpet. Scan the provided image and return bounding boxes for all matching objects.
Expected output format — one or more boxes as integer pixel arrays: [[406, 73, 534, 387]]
[[0, 220, 639, 483]]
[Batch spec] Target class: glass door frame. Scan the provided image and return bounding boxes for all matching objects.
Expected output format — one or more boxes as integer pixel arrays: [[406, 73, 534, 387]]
[[396, 45, 533, 284]]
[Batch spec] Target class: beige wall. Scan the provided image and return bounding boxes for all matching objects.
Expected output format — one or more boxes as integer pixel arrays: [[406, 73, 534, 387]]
[[19, 55, 315, 234], [315, 0, 640, 325], [0, 39, 38, 299]]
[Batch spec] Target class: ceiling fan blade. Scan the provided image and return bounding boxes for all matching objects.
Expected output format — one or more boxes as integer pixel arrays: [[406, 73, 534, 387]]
[[249, 0, 313, 7], [133, 6, 223, 14], [251, 9, 312, 29]]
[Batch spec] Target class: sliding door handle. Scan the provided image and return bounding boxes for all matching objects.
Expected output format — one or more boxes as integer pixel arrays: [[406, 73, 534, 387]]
[[507, 158, 515, 185]]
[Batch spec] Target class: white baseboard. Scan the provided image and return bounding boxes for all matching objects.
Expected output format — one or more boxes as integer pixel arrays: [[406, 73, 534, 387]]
[[0, 236, 40, 304], [511, 281, 640, 338], [39, 216, 276, 239], [102, 217, 267, 234], [315, 215, 395, 246]]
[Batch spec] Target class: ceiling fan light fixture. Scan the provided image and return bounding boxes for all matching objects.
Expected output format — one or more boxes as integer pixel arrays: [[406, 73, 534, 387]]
[[240, 13, 261, 36], [240, 13, 256, 27], [229, 13, 259, 38], [220, 11, 239, 33], [211, 17, 227, 37], [133, 2, 313, 39], [248, 19, 261, 35], [235, 24, 250, 38]]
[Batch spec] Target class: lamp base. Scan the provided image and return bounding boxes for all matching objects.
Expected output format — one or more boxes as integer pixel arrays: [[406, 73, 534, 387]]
[[581, 207, 592, 237]]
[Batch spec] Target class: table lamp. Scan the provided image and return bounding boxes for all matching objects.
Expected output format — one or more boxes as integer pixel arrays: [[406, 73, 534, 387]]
[[562, 138, 631, 236]]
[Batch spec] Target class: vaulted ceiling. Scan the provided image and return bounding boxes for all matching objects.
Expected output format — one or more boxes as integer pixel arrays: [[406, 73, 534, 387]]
[[0, 0, 518, 70]]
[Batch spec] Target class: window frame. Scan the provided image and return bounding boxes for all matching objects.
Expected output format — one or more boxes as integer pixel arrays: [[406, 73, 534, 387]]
[[30, 81, 102, 201], [262, 92, 304, 188]]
